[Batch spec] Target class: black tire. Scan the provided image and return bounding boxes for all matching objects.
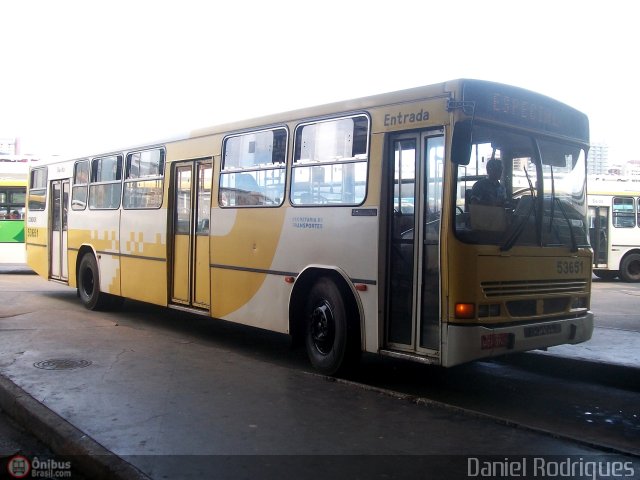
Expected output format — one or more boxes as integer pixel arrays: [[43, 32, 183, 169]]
[[304, 278, 358, 375], [619, 253, 640, 282], [78, 254, 108, 310], [593, 269, 618, 281]]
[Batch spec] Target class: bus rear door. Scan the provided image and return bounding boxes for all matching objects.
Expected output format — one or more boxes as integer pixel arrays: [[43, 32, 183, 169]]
[[170, 159, 212, 310], [50, 179, 69, 281], [589, 205, 609, 268]]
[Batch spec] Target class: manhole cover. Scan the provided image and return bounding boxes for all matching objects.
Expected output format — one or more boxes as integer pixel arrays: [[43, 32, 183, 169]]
[[34, 359, 92, 370]]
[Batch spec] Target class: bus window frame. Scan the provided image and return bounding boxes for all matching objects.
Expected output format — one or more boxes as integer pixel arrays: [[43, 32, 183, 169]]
[[72, 159, 90, 211], [28, 167, 48, 211], [89, 154, 123, 210], [290, 113, 370, 208], [0, 185, 26, 220], [219, 126, 288, 209], [612, 196, 636, 228], [122, 147, 166, 210]]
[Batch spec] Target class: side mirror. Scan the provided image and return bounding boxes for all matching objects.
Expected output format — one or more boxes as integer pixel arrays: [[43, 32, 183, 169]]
[[451, 120, 473, 165]]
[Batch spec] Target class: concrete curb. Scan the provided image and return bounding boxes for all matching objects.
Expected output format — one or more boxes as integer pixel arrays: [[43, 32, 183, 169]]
[[0, 373, 150, 480]]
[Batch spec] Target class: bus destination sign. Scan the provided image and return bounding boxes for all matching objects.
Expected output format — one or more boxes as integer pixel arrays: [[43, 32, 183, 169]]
[[462, 80, 589, 142]]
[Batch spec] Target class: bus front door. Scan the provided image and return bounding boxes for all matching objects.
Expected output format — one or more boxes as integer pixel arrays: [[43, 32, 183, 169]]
[[387, 131, 443, 356], [170, 160, 212, 310], [49, 179, 69, 282]]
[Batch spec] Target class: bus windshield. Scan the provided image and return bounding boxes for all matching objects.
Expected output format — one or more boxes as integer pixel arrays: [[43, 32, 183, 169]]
[[454, 124, 589, 250]]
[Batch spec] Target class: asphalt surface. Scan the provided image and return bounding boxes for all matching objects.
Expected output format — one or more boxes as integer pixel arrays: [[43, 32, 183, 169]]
[[0, 265, 638, 479]]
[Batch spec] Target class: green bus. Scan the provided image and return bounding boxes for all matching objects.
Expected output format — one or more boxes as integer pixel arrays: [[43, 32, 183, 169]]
[[0, 179, 26, 239]]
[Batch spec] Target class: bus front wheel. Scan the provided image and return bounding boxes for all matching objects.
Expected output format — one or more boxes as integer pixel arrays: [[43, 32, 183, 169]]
[[304, 278, 356, 375], [620, 253, 640, 283], [78, 254, 108, 310]]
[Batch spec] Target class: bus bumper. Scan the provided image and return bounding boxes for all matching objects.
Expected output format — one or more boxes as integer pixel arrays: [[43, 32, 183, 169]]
[[443, 311, 594, 367]]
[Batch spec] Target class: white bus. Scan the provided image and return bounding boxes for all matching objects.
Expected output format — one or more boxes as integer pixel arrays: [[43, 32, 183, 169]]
[[26, 79, 594, 375], [588, 180, 640, 281]]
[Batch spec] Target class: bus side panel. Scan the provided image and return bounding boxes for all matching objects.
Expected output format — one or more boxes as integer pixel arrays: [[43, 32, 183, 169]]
[[608, 226, 638, 271], [68, 249, 79, 287], [120, 208, 168, 306], [121, 257, 167, 305], [211, 207, 287, 325], [211, 204, 379, 347], [25, 216, 48, 278], [271, 207, 380, 352], [211, 269, 290, 333], [68, 210, 121, 296]]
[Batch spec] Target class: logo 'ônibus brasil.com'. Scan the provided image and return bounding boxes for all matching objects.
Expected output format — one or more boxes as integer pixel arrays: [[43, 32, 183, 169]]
[[7, 455, 31, 478]]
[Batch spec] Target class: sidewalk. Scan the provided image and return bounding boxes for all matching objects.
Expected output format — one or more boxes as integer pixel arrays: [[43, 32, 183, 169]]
[[498, 326, 640, 392], [538, 325, 640, 369]]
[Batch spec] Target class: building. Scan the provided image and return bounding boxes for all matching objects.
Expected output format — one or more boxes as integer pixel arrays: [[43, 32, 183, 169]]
[[588, 142, 609, 175], [0, 137, 18, 156], [624, 159, 640, 179]]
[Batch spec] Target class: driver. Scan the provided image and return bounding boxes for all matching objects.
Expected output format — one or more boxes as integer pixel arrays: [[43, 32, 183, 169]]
[[470, 159, 507, 207]]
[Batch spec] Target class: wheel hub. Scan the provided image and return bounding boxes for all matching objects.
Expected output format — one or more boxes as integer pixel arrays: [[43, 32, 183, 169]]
[[82, 268, 94, 296], [310, 301, 335, 355]]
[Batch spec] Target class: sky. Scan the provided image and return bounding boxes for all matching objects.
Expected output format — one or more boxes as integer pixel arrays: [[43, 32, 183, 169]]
[[1, 0, 637, 164]]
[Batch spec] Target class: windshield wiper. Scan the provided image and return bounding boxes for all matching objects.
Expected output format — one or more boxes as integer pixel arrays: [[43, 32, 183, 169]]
[[553, 196, 579, 253], [501, 167, 537, 252], [548, 166, 556, 233]]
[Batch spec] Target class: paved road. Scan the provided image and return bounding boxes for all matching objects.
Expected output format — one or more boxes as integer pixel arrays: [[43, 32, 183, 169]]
[[0, 271, 638, 479], [592, 276, 640, 331]]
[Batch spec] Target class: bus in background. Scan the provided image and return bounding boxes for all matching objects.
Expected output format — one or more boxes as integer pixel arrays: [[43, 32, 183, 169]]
[[588, 179, 640, 282], [26, 79, 594, 375], [0, 178, 27, 263]]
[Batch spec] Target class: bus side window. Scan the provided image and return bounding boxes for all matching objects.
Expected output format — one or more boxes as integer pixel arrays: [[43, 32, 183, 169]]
[[291, 115, 369, 206], [28, 167, 47, 211], [612, 197, 635, 228], [219, 128, 287, 207], [123, 149, 165, 209], [72, 160, 89, 210], [89, 155, 123, 210]]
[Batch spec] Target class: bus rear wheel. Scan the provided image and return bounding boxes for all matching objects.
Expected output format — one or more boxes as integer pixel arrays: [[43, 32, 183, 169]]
[[304, 278, 356, 376], [619, 253, 640, 282], [78, 254, 109, 310]]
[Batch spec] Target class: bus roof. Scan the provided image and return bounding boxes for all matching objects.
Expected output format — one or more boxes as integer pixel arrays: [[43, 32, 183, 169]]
[[31, 79, 590, 165], [588, 180, 640, 196], [0, 178, 27, 187]]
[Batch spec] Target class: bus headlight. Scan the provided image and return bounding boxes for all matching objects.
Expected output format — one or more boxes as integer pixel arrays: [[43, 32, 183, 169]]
[[478, 303, 501, 318], [571, 297, 588, 309]]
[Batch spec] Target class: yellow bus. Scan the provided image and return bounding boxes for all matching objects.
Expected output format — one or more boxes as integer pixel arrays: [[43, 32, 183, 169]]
[[588, 179, 640, 282], [26, 79, 594, 374]]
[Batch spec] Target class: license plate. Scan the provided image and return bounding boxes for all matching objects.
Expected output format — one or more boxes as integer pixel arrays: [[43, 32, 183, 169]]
[[481, 333, 513, 350], [524, 323, 561, 338]]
